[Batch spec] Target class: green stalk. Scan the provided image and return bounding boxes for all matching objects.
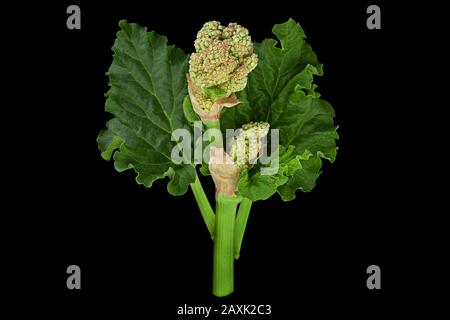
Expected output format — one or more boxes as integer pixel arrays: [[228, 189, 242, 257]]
[[213, 192, 240, 297], [203, 119, 222, 149], [234, 197, 252, 259], [190, 174, 215, 239], [203, 119, 221, 131]]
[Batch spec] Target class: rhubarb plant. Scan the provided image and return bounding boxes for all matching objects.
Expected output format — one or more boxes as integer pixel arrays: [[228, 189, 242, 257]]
[[98, 18, 338, 297]]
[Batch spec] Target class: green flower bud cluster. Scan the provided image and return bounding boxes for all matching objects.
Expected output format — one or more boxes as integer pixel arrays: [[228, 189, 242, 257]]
[[189, 21, 258, 112], [231, 122, 270, 167], [190, 41, 238, 88]]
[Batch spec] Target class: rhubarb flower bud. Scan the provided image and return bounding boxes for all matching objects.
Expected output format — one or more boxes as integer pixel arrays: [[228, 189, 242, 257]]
[[230, 122, 270, 167], [188, 21, 258, 119]]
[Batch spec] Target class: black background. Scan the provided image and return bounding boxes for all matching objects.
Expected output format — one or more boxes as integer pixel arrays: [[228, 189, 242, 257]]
[[5, 0, 445, 318]]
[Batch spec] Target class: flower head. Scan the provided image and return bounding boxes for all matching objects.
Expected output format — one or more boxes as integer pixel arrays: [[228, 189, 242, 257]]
[[230, 122, 270, 167], [188, 21, 258, 117]]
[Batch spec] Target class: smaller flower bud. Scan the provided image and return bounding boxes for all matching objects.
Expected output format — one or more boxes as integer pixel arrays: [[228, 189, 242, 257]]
[[230, 122, 270, 167]]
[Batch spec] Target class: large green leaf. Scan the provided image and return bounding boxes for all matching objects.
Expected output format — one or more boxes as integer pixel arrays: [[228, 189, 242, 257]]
[[221, 18, 338, 200], [97, 21, 195, 195]]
